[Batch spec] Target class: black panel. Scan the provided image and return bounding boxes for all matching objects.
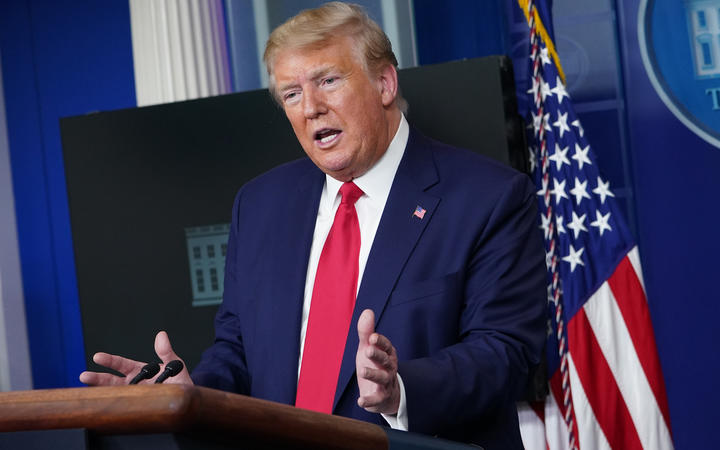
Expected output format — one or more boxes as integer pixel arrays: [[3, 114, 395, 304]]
[[0, 429, 88, 450], [399, 56, 527, 172], [61, 90, 302, 371], [60, 56, 526, 375]]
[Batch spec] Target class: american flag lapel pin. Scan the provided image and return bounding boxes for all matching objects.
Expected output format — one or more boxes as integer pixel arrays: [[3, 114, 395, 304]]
[[412, 205, 426, 220]]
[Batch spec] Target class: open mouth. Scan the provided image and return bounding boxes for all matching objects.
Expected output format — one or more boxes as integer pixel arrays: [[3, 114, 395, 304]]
[[314, 128, 342, 145]]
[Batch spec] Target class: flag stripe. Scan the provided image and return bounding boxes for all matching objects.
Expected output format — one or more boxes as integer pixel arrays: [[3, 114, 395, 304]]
[[626, 246, 646, 292], [568, 308, 643, 450], [518, 402, 548, 450], [582, 279, 673, 450], [546, 372, 572, 450], [606, 254, 673, 435], [549, 367, 580, 447], [531, 400, 545, 421], [566, 354, 611, 450]]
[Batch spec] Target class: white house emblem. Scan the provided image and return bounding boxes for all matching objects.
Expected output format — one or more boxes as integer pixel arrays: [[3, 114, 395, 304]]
[[640, 0, 720, 148]]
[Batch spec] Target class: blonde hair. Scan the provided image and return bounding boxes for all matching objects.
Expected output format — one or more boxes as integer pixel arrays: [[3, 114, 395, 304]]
[[263, 2, 406, 110]]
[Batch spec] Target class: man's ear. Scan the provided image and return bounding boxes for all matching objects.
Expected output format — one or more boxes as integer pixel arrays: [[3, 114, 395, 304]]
[[377, 64, 399, 107]]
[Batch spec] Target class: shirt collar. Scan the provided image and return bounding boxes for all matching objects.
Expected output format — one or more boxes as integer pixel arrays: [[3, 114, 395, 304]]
[[323, 114, 409, 209]]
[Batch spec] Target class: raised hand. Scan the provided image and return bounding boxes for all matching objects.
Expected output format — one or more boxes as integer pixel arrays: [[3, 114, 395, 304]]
[[355, 309, 400, 414], [79, 331, 193, 386]]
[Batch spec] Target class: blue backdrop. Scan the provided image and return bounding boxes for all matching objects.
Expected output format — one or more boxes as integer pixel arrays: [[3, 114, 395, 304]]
[[0, 0, 136, 388], [618, 1, 720, 447]]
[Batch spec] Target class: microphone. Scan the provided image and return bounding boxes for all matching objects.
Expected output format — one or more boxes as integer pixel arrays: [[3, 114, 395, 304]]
[[128, 362, 160, 385], [154, 360, 184, 384]]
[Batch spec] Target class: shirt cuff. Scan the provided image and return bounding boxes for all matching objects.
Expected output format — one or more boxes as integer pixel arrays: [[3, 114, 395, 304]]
[[381, 372, 408, 431]]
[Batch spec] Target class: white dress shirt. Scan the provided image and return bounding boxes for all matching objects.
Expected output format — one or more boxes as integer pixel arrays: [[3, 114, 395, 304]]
[[298, 114, 410, 430]]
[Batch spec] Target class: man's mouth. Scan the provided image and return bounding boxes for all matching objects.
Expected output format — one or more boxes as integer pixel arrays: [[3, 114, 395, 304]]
[[314, 128, 342, 145]]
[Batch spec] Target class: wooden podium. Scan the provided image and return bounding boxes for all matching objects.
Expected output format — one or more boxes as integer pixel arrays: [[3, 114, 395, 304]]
[[0, 385, 476, 449]]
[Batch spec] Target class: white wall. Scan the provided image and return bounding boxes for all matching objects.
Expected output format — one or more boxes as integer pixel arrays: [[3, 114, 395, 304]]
[[0, 51, 33, 391]]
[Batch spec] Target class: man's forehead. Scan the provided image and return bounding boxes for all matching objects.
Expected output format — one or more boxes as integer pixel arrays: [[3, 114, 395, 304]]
[[273, 45, 357, 85], [273, 37, 358, 68]]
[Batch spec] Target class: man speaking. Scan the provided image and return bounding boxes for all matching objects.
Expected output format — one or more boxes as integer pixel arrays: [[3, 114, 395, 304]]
[[80, 3, 546, 448]]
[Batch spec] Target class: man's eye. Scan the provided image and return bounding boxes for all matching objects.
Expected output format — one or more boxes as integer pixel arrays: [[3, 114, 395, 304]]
[[283, 92, 298, 102], [323, 77, 337, 85]]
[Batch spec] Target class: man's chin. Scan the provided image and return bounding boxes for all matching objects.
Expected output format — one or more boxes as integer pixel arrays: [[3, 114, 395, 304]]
[[315, 157, 355, 181], [324, 170, 354, 183]]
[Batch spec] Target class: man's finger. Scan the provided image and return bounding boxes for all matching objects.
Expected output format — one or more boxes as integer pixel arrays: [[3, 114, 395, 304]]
[[79, 371, 127, 386], [154, 331, 179, 363], [92, 352, 144, 376], [359, 366, 393, 385], [364, 346, 392, 369], [369, 333, 394, 355], [357, 309, 375, 345], [357, 392, 388, 411], [151, 331, 194, 385]]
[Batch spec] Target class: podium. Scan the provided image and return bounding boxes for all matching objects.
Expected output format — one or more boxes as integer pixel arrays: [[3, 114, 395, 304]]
[[0, 385, 477, 449]]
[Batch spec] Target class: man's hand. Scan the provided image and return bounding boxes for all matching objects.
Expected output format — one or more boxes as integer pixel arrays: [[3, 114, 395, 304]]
[[355, 309, 400, 414], [79, 331, 193, 386]]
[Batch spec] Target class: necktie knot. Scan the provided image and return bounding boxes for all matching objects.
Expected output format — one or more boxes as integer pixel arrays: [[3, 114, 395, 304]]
[[340, 182, 363, 206]]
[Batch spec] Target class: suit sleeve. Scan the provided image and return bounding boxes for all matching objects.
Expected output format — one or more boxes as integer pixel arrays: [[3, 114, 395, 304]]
[[399, 172, 546, 436], [190, 189, 252, 394]]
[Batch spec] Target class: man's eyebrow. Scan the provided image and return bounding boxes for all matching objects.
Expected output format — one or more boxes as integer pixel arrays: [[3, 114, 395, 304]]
[[277, 81, 300, 93], [308, 66, 335, 80], [277, 66, 339, 93]]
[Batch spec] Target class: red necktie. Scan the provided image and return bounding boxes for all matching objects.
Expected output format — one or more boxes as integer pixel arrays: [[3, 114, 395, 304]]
[[296, 181, 364, 413]]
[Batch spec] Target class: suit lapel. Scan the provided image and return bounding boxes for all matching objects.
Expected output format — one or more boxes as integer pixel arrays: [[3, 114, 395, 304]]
[[333, 129, 440, 410], [265, 165, 324, 405]]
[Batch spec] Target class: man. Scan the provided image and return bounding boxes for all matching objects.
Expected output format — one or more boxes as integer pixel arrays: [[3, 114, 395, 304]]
[[80, 3, 546, 448]]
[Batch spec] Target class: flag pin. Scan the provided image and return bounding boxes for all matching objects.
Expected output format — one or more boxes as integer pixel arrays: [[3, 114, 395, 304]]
[[413, 205, 426, 220]]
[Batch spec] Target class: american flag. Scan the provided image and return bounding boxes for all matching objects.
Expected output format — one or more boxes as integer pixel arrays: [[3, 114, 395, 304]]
[[516, 1, 674, 449]]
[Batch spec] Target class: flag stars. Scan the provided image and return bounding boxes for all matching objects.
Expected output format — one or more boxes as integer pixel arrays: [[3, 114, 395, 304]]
[[570, 177, 591, 205], [572, 143, 592, 170], [537, 177, 550, 206], [546, 318, 553, 336], [549, 143, 570, 171], [528, 146, 537, 173], [527, 77, 540, 100], [553, 111, 571, 138], [529, 45, 539, 62], [531, 111, 542, 132], [540, 212, 552, 239], [590, 210, 612, 236], [562, 244, 585, 272], [541, 80, 552, 102], [551, 76, 569, 104], [533, 111, 551, 133], [571, 119, 584, 138], [592, 177, 615, 204], [551, 177, 569, 204], [543, 113, 552, 132], [540, 46, 552, 66], [556, 215, 566, 234], [546, 285, 555, 305], [567, 211, 588, 239], [545, 251, 553, 271]]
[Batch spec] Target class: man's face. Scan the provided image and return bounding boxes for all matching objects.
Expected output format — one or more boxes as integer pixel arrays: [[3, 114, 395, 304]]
[[271, 37, 399, 181]]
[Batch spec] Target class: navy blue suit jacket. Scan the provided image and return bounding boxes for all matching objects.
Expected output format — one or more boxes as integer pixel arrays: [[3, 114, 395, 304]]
[[191, 128, 546, 449]]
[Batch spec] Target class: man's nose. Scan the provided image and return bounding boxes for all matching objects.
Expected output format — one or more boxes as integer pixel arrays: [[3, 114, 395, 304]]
[[302, 88, 327, 118]]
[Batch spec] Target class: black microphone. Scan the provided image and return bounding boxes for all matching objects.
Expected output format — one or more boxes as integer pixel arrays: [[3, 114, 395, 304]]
[[128, 362, 160, 385], [154, 360, 184, 384]]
